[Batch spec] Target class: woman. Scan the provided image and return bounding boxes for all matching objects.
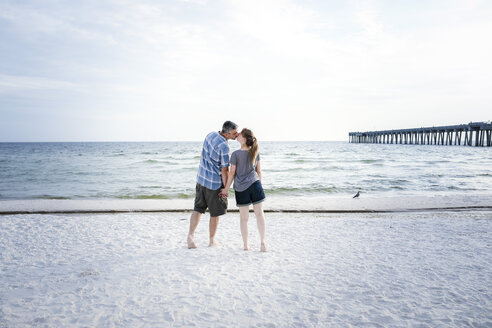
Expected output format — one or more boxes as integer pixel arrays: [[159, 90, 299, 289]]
[[221, 128, 267, 252]]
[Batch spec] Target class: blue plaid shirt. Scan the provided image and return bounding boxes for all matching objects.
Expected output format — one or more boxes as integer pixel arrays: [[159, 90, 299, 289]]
[[196, 131, 230, 190]]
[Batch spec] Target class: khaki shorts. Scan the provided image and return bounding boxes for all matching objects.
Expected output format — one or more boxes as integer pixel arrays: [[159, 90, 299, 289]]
[[193, 183, 228, 217]]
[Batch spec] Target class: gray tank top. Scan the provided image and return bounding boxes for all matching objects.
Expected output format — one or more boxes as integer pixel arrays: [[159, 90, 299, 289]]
[[230, 150, 260, 192]]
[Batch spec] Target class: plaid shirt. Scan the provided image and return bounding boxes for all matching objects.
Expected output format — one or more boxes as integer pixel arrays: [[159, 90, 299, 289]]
[[196, 131, 230, 190]]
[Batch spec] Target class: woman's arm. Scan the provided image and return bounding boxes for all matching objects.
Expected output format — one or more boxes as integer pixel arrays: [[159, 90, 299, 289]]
[[255, 160, 262, 181], [221, 164, 236, 197]]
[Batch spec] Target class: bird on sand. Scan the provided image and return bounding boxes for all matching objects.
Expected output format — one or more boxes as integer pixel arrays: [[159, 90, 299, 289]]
[[353, 191, 360, 198]]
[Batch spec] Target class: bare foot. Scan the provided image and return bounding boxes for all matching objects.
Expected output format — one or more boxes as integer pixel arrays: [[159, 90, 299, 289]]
[[209, 239, 219, 247], [260, 243, 267, 252], [187, 235, 197, 249], [244, 244, 250, 251]]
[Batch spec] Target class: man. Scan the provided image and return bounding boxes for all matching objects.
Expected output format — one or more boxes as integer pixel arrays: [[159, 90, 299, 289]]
[[187, 121, 238, 248]]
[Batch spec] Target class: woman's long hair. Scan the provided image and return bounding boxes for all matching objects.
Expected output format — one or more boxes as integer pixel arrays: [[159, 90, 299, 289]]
[[241, 128, 259, 166]]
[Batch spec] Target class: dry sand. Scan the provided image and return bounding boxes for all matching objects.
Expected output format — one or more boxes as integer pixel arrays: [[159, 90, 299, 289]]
[[1, 210, 491, 327]]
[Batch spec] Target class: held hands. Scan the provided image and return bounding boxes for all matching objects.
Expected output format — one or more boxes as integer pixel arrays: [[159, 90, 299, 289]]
[[219, 188, 229, 198]]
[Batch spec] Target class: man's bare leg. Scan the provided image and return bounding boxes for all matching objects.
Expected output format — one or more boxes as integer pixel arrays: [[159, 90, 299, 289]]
[[187, 211, 201, 249], [253, 203, 266, 252], [209, 216, 219, 246], [239, 206, 250, 250]]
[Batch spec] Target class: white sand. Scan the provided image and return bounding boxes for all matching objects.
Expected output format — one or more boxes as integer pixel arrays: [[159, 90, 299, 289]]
[[1, 211, 491, 327]]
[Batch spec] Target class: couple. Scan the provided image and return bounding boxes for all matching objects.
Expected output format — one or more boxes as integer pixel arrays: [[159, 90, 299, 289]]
[[187, 121, 267, 252]]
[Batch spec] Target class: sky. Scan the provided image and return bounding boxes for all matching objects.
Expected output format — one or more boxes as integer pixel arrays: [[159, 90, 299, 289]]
[[1, 0, 491, 141]]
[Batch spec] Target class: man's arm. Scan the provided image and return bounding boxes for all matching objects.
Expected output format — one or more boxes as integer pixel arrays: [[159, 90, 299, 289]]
[[219, 146, 230, 189], [221, 164, 236, 197], [221, 166, 229, 188]]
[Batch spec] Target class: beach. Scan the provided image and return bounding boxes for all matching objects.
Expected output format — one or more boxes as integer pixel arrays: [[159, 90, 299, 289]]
[[1, 209, 491, 327]]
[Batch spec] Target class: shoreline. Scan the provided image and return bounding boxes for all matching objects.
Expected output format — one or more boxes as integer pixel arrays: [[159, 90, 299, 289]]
[[1, 194, 491, 215], [2, 207, 492, 215]]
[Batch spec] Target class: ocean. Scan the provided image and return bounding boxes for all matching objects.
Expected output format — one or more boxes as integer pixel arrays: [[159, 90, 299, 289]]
[[1, 141, 491, 201]]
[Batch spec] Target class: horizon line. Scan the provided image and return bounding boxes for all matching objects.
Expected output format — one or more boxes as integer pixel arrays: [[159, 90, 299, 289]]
[[0, 140, 348, 143]]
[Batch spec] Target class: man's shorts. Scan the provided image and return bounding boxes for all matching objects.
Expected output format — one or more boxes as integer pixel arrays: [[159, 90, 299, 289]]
[[235, 180, 266, 207], [193, 183, 228, 217]]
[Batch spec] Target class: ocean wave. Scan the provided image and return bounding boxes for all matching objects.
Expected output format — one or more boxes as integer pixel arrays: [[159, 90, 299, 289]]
[[116, 193, 193, 200], [445, 186, 476, 191], [388, 179, 410, 184], [136, 159, 175, 165], [160, 167, 196, 173], [33, 195, 72, 200], [266, 165, 344, 173], [265, 186, 338, 195], [425, 185, 476, 192], [265, 167, 305, 173]]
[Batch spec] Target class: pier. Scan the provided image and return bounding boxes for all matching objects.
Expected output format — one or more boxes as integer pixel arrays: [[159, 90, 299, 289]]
[[349, 122, 492, 146]]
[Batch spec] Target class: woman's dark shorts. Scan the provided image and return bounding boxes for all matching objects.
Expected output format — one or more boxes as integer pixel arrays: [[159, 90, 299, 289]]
[[235, 180, 266, 207], [193, 183, 228, 217]]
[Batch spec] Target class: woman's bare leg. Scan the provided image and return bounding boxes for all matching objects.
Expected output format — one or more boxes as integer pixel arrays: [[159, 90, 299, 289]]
[[239, 206, 250, 250], [253, 202, 266, 252]]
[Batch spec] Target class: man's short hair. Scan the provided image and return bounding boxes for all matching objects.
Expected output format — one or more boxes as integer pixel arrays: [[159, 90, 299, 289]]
[[222, 121, 238, 133]]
